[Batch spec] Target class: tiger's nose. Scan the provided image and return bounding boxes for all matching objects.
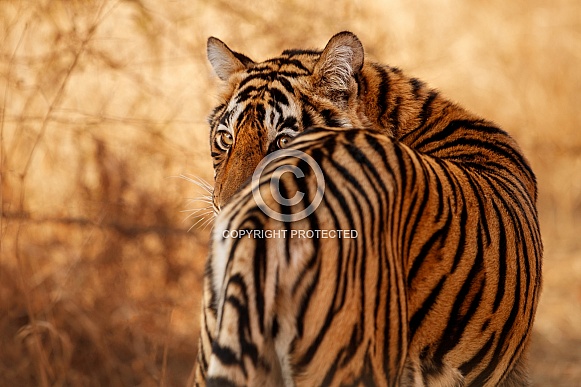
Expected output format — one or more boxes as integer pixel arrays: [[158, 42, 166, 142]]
[[215, 159, 259, 207]]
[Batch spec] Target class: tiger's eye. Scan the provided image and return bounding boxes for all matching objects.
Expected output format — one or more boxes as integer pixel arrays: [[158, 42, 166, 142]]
[[217, 131, 233, 150], [277, 135, 291, 149]]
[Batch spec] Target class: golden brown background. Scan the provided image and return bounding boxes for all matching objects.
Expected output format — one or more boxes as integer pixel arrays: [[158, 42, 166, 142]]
[[1, 1, 579, 385]]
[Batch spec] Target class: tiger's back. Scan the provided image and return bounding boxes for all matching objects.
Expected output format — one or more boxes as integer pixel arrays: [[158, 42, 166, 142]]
[[196, 32, 542, 386], [203, 128, 409, 385]]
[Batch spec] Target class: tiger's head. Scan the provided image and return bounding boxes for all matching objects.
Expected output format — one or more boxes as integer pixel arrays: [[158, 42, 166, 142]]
[[206, 31, 369, 210]]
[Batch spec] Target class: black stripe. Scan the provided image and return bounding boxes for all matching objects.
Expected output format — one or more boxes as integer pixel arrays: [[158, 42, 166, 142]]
[[278, 116, 298, 132], [325, 159, 360, 238], [372, 63, 390, 121], [277, 76, 295, 94], [223, 274, 257, 365], [489, 198, 507, 313], [207, 376, 241, 387], [301, 106, 315, 129], [252, 228, 267, 335], [294, 264, 330, 371], [236, 85, 258, 103], [208, 103, 227, 125], [387, 96, 402, 129], [409, 276, 447, 335], [450, 193, 468, 273], [433, 224, 485, 360], [321, 109, 345, 127], [410, 77, 425, 98], [458, 333, 496, 377], [268, 87, 289, 106], [462, 170, 493, 247], [399, 90, 438, 144], [406, 213, 452, 288], [355, 72, 367, 100], [264, 57, 312, 73], [434, 158, 459, 215], [321, 324, 360, 385], [246, 67, 309, 77], [212, 342, 240, 367], [282, 48, 321, 56]]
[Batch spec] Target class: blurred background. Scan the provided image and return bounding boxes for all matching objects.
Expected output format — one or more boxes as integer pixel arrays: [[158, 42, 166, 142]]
[[1, 0, 579, 385]]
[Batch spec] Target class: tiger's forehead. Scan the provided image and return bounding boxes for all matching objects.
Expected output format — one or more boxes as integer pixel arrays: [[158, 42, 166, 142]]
[[235, 61, 309, 98], [216, 52, 320, 115], [220, 57, 309, 126], [229, 57, 315, 113], [222, 84, 300, 136], [233, 74, 295, 106], [250, 51, 321, 74]]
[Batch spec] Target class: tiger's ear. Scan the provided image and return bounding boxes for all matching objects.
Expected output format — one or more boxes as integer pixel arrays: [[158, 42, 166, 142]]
[[207, 37, 255, 81], [313, 31, 364, 95]]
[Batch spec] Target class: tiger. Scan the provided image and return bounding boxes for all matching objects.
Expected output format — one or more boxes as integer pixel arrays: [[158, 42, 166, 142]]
[[194, 31, 542, 386]]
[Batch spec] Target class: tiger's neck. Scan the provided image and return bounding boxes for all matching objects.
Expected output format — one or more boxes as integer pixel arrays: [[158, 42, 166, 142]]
[[355, 61, 462, 142]]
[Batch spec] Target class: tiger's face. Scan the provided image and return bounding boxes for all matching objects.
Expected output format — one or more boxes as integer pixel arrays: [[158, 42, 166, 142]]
[[207, 32, 368, 210]]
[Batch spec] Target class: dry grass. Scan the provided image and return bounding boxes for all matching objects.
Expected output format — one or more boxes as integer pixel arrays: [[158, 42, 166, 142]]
[[1, 0, 579, 385]]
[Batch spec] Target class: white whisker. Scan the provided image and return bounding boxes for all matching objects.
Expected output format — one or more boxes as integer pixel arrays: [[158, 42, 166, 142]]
[[183, 210, 211, 223], [185, 197, 213, 205], [187, 212, 215, 232], [199, 215, 215, 231], [178, 174, 214, 195], [181, 206, 213, 215], [174, 173, 218, 231]]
